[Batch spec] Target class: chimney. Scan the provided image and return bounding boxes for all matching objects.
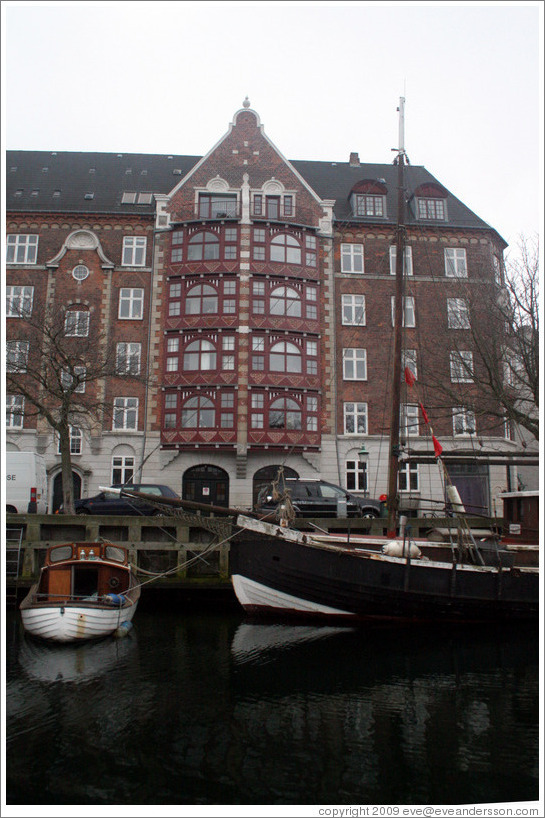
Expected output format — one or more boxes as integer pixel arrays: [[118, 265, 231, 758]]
[[349, 152, 360, 167]]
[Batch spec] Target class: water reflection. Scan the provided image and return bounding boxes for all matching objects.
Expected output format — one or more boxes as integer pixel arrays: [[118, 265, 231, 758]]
[[5, 610, 539, 807]]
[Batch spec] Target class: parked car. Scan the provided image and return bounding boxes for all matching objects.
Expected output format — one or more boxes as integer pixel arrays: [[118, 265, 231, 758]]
[[59, 484, 180, 515], [255, 479, 382, 519]]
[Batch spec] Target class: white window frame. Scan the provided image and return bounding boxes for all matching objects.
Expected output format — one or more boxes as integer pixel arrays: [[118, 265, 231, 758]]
[[64, 310, 90, 337], [343, 402, 368, 435], [116, 342, 142, 375], [6, 286, 34, 317], [6, 234, 39, 264], [343, 348, 367, 381], [389, 245, 413, 276], [113, 397, 139, 430], [7, 340, 29, 372], [61, 366, 86, 393], [342, 294, 366, 325], [450, 350, 474, 383], [453, 407, 476, 437], [447, 298, 470, 329], [401, 403, 419, 437], [402, 349, 418, 380], [57, 426, 83, 455], [445, 248, 468, 278], [399, 461, 419, 492], [341, 243, 364, 274], [346, 459, 368, 492], [6, 395, 24, 428], [122, 236, 147, 266], [417, 198, 446, 220], [112, 455, 135, 485], [118, 288, 144, 319], [391, 296, 415, 327]]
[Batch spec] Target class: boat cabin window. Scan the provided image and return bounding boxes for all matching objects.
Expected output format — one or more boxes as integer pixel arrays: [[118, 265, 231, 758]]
[[104, 545, 126, 563], [72, 567, 99, 598], [49, 545, 73, 563]]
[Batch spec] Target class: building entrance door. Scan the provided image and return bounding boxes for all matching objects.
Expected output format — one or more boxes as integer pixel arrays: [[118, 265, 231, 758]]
[[52, 471, 82, 513], [183, 465, 229, 507], [448, 462, 490, 516]]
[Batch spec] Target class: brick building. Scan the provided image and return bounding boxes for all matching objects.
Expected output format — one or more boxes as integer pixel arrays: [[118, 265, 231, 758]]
[[6, 101, 519, 513]]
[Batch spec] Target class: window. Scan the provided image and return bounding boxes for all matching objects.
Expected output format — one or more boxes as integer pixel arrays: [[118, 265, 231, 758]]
[[183, 339, 216, 371], [344, 402, 368, 435], [138, 193, 153, 204], [198, 194, 237, 218], [450, 350, 474, 383], [185, 284, 218, 315], [164, 393, 177, 428], [269, 397, 302, 430], [399, 462, 419, 492], [270, 286, 301, 317], [171, 247, 183, 263], [222, 336, 236, 370], [283, 195, 294, 216], [306, 285, 317, 320], [453, 407, 476, 437], [342, 294, 366, 325], [493, 255, 503, 285], [172, 229, 184, 244], [306, 340, 318, 375], [402, 349, 418, 381], [116, 342, 142, 375], [220, 392, 234, 429], [346, 460, 367, 492], [270, 233, 302, 264], [72, 265, 89, 281], [354, 194, 385, 217], [253, 195, 263, 216], [224, 227, 238, 260], [112, 455, 134, 485], [119, 288, 144, 319], [7, 341, 29, 372], [417, 198, 445, 220], [64, 310, 90, 337], [252, 336, 265, 370], [57, 426, 83, 455], [266, 196, 280, 219], [122, 192, 137, 204], [341, 243, 364, 273], [181, 395, 215, 428], [251, 392, 264, 429], [6, 395, 24, 428], [6, 234, 38, 264], [343, 348, 367, 380], [253, 228, 266, 260], [122, 236, 147, 266], [401, 404, 419, 437], [113, 397, 139, 430], [6, 286, 34, 318], [391, 296, 415, 327], [305, 234, 317, 267], [445, 248, 467, 278], [187, 231, 220, 260], [389, 246, 413, 276], [447, 298, 470, 329], [270, 341, 302, 373], [61, 366, 86, 393]]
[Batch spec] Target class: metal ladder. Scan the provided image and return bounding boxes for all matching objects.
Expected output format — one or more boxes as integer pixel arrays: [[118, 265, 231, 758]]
[[6, 526, 24, 607]]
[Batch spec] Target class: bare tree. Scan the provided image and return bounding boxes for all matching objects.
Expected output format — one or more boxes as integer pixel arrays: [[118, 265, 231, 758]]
[[6, 298, 147, 513], [420, 234, 539, 443]]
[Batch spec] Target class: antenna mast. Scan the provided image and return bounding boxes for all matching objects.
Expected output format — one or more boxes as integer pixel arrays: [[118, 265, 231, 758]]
[[386, 97, 407, 538]]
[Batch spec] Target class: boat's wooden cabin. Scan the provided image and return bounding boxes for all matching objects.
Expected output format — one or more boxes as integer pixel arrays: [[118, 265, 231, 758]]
[[37, 543, 131, 603], [501, 492, 539, 545]]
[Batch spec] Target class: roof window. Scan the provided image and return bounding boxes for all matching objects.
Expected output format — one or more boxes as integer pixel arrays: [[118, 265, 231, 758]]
[[84, 193, 94, 200], [138, 193, 153, 204], [122, 192, 137, 204]]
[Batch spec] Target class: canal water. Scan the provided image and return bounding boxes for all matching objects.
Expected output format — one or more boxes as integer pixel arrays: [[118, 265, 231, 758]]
[[4, 596, 540, 811]]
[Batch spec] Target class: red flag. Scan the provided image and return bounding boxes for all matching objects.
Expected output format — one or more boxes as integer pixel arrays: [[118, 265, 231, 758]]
[[420, 403, 429, 424], [432, 435, 443, 458], [404, 367, 416, 387]]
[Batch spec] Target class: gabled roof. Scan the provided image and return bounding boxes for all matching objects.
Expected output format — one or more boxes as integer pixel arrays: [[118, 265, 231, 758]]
[[6, 149, 502, 241]]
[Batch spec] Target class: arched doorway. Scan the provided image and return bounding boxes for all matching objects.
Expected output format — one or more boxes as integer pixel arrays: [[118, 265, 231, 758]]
[[253, 465, 299, 508], [52, 471, 82, 513], [183, 465, 229, 507]]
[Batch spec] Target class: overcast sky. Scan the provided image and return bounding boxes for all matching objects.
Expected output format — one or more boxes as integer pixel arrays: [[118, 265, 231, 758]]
[[2, 1, 543, 250]]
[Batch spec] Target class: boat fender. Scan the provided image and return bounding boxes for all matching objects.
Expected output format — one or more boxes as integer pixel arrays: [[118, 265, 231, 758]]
[[108, 576, 120, 589], [104, 593, 127, 606], [382, 540, 422, 558], [114, 621, 133, 638]]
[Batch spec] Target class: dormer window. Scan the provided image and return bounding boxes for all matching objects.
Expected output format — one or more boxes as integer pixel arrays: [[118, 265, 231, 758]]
[[414, 183, 448, 221], [349, 180, 387, 218], [198, 193, 237, 219]]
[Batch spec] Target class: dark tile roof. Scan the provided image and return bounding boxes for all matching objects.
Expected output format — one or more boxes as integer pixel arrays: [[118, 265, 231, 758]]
[[6, 150, 497, 237]]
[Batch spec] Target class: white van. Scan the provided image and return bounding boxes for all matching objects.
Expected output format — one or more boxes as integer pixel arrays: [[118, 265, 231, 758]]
[[5, 452, 48, 514]]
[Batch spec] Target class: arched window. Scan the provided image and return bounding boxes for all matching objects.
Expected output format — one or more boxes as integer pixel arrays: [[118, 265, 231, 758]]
[[187, 231, 220, 261], [270, 286, 301, 317], [269, 397, 302, 430], [181, 396, 215, 428], [270, 341, 301, 373], [270, 233, 301, 264], [183, 339, 217, 370], [185, 284, 218, 315]]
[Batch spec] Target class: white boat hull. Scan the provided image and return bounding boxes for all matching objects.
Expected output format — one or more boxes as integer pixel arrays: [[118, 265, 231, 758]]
[[21, 601, 138, 643]]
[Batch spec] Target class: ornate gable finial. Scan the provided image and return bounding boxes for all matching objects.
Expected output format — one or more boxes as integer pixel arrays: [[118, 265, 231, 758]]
[[242, 96, 251, 108]]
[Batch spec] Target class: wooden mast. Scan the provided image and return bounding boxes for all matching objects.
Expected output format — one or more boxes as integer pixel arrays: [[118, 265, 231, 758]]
[[386, 97, 407, 537]]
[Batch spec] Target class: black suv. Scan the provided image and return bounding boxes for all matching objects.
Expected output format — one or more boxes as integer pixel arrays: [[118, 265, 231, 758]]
[[255, 479, 382, 519], [60, 484, 179, 515]]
